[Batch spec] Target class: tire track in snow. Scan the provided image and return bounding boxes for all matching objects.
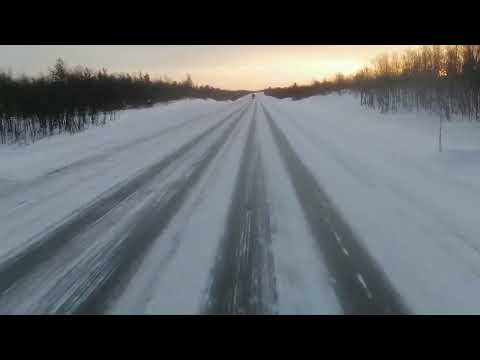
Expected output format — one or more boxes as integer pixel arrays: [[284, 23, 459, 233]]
[[106, 99, 255, 314], [72, 102, 253, 314], [43, 102, 246, 178], [0, 102, 247, 218], [204, 101, 278, 315], [68, 107, 248, 314], [261, 101, 410, 315], [0, 103, 249, 304]]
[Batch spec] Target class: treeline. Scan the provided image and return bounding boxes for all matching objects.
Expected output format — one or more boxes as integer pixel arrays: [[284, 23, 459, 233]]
[[0, 58, 249, 144], [265, 45, 480, 121], [264, 74, 351, 100]]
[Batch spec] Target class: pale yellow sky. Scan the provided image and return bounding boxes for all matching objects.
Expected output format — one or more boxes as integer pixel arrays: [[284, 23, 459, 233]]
[[0, 45, 418, 90]]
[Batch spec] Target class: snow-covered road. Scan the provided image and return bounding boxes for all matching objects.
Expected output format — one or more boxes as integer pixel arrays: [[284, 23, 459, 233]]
[[0, 93, 479, 314]]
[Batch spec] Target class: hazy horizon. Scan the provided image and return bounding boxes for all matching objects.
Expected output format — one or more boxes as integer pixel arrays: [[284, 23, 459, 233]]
[[0, 45, 418, 90]]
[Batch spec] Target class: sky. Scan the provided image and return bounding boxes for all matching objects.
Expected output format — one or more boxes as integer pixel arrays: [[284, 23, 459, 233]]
[[0, 45, 417, 90]]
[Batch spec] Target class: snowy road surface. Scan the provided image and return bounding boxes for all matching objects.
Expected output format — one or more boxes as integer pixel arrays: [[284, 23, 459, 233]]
[[0, 94, 479, 314]]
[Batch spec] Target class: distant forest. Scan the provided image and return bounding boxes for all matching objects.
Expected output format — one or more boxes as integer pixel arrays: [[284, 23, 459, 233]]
[[265, 45, 480, 121], [0, 58, 250, 144], [3, 46, 479, 145]]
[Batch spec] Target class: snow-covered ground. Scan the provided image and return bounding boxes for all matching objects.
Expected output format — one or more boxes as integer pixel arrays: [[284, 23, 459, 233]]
[[0, 98, 234, 182], [255, 105, 341, 314], [262, 93, 480, 314], [1, 92, 479, 314], [0, 98, 247, 259]]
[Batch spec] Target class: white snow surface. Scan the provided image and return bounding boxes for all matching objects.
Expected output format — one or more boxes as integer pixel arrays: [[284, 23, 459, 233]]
[[261, 92, 480, 314], [0, 97, 247, 258], [2, 91, 480, 314], [109, 101, 341, 314], [109, 101, 256, 314], [0, 98, 234, 182], [256, 106, 341, 314]]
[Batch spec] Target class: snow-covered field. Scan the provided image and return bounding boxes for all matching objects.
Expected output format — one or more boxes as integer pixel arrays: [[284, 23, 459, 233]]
[[0, 93, 479, 314]]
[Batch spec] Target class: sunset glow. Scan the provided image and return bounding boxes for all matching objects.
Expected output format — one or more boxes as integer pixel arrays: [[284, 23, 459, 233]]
[[0, 45, 418, 90]]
